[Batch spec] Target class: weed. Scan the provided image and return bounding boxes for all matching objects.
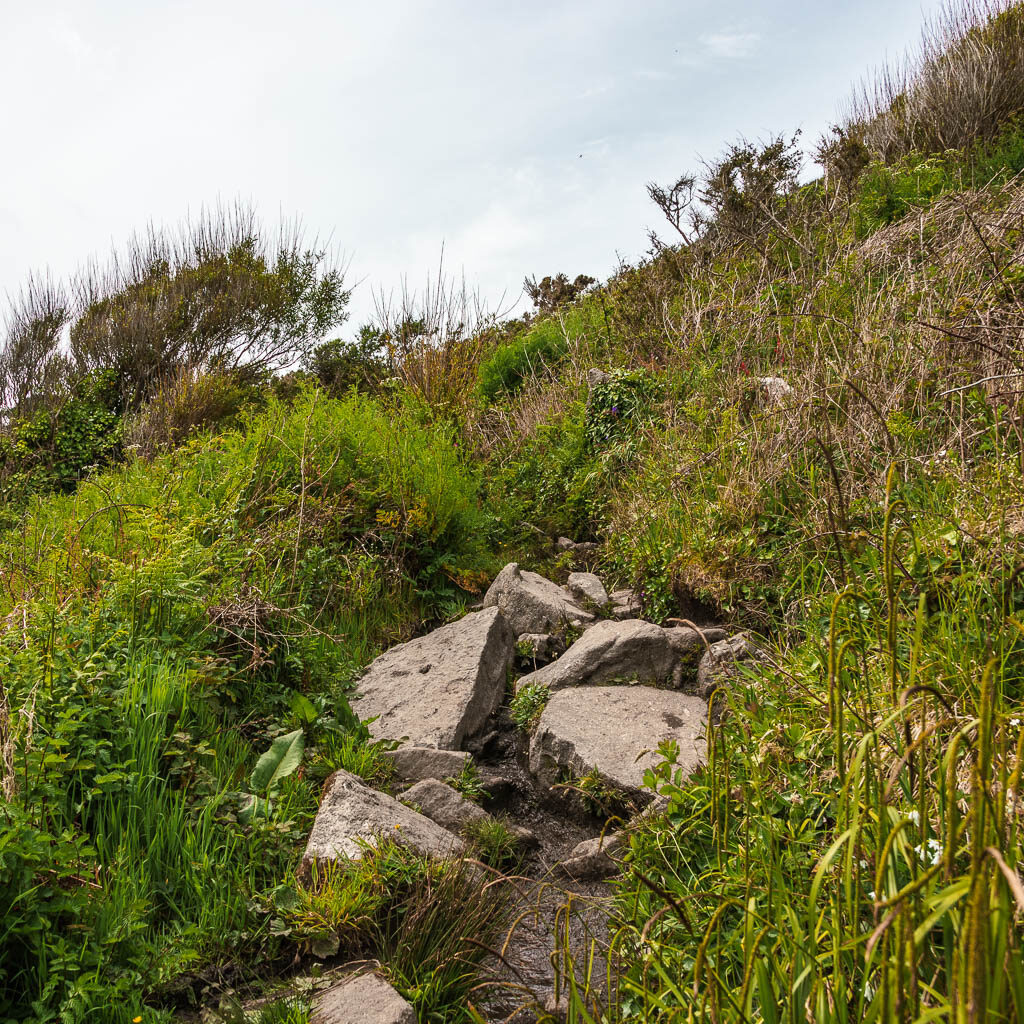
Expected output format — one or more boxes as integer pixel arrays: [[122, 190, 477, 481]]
[[509, 684, 551, 731]]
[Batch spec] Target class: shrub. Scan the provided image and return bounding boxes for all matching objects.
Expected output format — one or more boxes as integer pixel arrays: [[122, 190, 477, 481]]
[[478, 318, 568, 403], [845, 0, 1024, 161]]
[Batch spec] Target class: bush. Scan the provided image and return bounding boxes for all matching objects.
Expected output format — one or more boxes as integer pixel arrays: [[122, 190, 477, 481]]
[[845, 0, 1024, 161], [122, 366, 267, 457], [478, 318, 568, 403]]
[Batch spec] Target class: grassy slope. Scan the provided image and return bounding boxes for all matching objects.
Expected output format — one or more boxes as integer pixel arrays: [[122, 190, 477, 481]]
[[4, 13, 1024, 1024]]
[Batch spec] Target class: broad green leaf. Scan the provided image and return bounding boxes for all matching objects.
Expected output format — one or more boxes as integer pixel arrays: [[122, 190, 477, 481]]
[[250, 729, 305, 795]]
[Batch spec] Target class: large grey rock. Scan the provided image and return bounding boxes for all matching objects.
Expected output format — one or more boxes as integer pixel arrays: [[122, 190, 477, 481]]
[[696, 633, 765, 699], [311, 972, 415, 1024], [354, 607, 514, 749], [401, 778, 490, 831], [557, 832, 624, 880], [515, 619, 710, 692], [303, 770, 464, 868], [382, 746, 471, 785], [483, 563, 593, 637], [566, 572, 610, 607], [529, 686, 706, 801]]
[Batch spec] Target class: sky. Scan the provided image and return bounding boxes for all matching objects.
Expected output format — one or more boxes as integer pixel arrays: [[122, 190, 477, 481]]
[[1, 0, 948, 331]]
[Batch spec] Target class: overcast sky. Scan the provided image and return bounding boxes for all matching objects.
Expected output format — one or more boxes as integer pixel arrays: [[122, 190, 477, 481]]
[[2, 1, 946, 330]]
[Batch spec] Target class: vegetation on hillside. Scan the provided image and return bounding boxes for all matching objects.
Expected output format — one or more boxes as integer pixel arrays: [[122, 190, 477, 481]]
[[2, 1, 1024, 1021]]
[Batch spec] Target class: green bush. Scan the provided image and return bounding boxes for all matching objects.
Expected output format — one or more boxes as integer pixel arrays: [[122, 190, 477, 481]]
[[478, 318, 568, 402]]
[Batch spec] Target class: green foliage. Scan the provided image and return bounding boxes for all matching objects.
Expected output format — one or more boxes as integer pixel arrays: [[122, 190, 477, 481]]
[[0, 369, 122, 513], [509, 683, 550, 730], [302, 326, 388, 396], [462, 816, 523, 871], [444, 760, 489, 802], [478, 318, 568, 402], [584, 367, 662, 448]]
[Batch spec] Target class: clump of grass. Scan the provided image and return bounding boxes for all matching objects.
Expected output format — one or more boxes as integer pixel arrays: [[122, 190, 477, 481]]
[[445, 759, 489, 802], [463, 817, 524, 871], [510, 683, 550, 730]]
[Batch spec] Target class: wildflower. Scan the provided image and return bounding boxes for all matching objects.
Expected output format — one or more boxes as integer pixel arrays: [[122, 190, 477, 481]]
[[914, 837, 943, 866], [133, 1018, 142, 1023], [907, 809, 920, 826], [1011, 718, 1022, 728]]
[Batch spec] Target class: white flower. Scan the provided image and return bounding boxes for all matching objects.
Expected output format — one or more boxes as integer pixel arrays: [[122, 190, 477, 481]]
[[907, 809, 920, 826], [914, 838, 943, 866], [1010, 718, 1022, 728]]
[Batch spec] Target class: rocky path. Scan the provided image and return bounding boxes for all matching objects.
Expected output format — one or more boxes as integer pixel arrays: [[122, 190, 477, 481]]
[[299, 562, 758, 1023]]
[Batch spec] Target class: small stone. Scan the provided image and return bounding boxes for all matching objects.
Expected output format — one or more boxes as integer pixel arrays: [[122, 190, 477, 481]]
[[557, 832, 624, 880], [696, 633, 765, 700], [401, 779, 490, 831], [556, 536, 576, 551], [382, 747, 471, 785], [609, 588, 642, 620], [311, 972, 415, 1024], [508, 823, 540, 850], [566, 572, 610, 608], [516, 632, 564, 666]]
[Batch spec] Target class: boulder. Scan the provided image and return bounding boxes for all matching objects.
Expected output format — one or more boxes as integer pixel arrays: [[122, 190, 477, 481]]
[[556, 536, 576, 552], [529, 686, 706, 801], [515, 619, 711, 692], [557, 832, 624, 881], [483, 563, 593, 637], [696, 633, 764, 699], [382, 746, 471, 785], [401, 779, 490, 832], [303, 770, 464, 869], [311, 972, 415, 1024], [354, 606, 514, 749], [566, 572, 610, 608], [609, 588, 642, 620]]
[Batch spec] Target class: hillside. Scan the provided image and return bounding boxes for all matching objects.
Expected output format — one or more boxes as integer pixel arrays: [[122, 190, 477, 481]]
[[2, 2, 1024, 1022]]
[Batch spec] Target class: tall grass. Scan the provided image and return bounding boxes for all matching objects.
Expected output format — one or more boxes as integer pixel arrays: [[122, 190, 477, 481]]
[[844, 0, 1024, 161]]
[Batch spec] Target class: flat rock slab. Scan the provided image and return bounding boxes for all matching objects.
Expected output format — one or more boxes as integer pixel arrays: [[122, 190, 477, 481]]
[[529, 686, 706, 801], [483, 562, 593, 637], [354, 606, 514, 749], [516, 619, 707, 692], [303, 770, 464, 868], [382, 746, 471, 785], [401, 778, 490, 832], [311, 972, 415, 1024]]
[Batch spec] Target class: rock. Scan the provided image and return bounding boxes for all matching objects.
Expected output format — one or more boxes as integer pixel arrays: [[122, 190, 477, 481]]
[[566, 572, 610, 608], [401, 779, 490, 831], [515, 619, 710, 692], [529, 686, 706, 802], [508, 823, 540, 850], [483, 563, 593, 637], [516, 632, 564, 667], [479, 771, 515, 803], [382, 746, 471, 785], [696, 633, 765, 699], [609, 588, 642, 620], [311, 972, 415, 1024], [586, 367, 611, 393], [303, 770, 464, 869], [759, 376, 794, 406], [354, 607, 514, 749], [556, 536, 576, 551], [557, 832, 624, 880]]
